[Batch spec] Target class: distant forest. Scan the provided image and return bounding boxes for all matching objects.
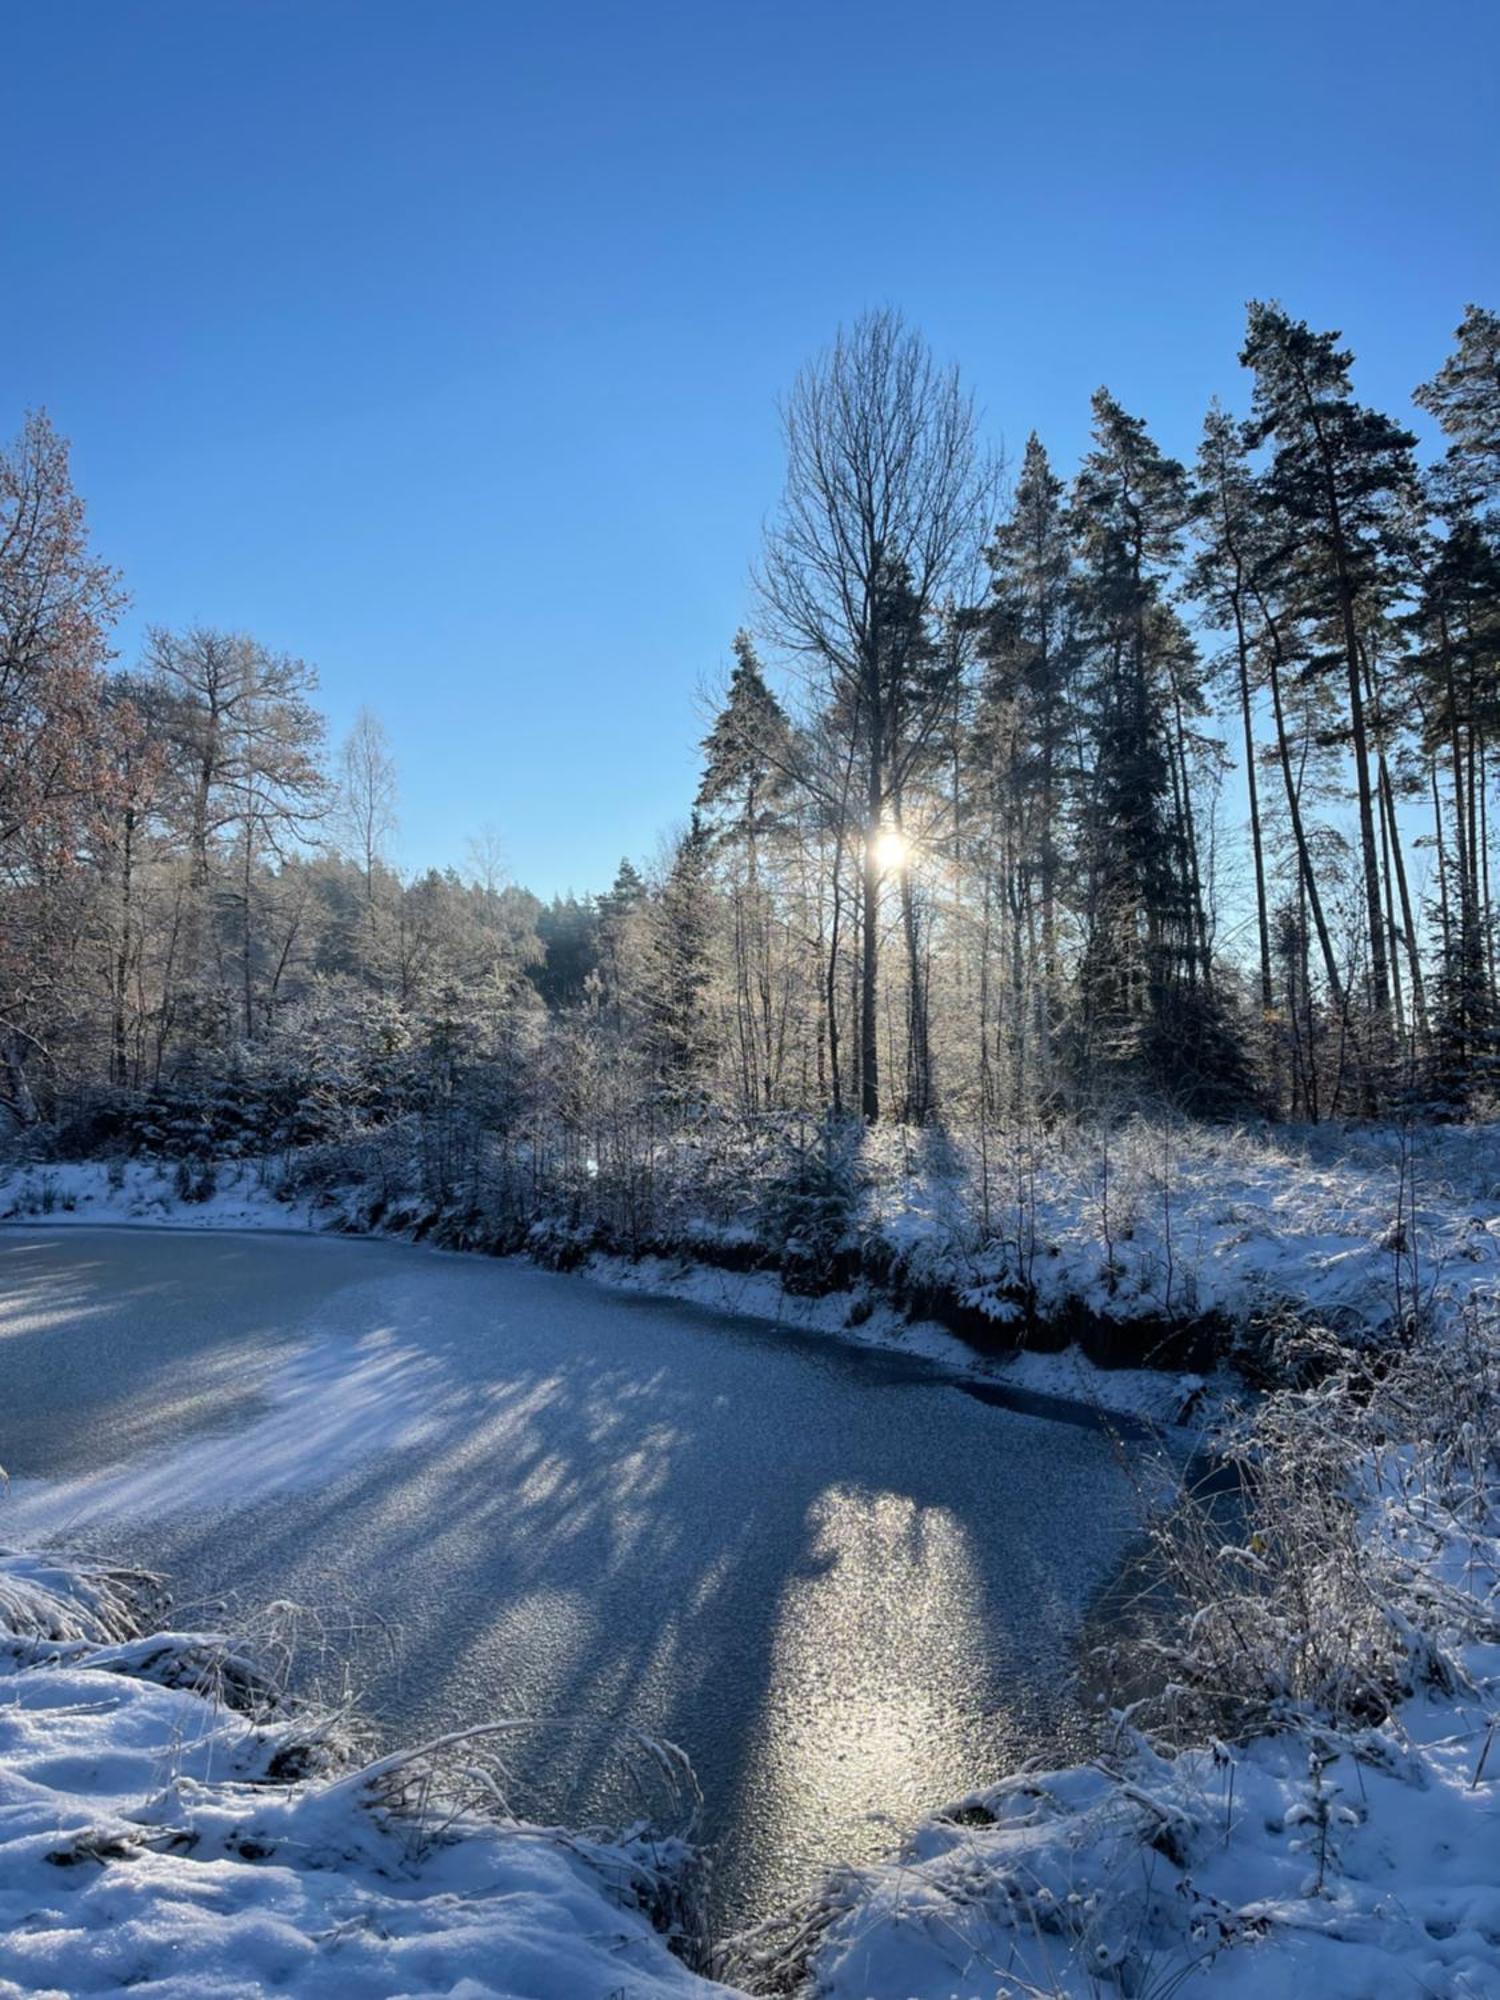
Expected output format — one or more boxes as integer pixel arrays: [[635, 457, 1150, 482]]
[[2, 301, 1498, 1172]]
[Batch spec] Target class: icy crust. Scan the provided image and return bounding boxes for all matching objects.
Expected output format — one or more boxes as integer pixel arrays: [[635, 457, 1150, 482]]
[[0, 1553, 727, 2000]]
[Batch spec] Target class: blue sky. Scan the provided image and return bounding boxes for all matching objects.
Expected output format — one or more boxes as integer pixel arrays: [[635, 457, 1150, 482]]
[[4, 0, 1494, 897]]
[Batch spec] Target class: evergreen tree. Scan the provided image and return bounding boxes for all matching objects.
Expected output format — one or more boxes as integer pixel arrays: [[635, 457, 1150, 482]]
[[971, 433, 1078, 1098], [1417, 305, 1500, 509], [594, 857, 646, 1021], [1407, 475, 1500, 1098], [1240, 303, 1423, 1037], [697, 631, 793, 1110], [644, 814, 717, 1090], [1069, 391, 1232, 1098], [1191, 404, 1275, 1017], [697, 631, 792, 839], [530, 896, 600, 1009]]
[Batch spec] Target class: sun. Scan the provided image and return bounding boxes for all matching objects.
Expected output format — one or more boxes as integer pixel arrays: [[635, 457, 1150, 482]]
[[871, 827, 911, 875]]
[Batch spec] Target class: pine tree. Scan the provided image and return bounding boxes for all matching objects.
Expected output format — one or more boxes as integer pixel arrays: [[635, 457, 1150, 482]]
[[1191, 404, 1275, 1017], [531, 896, 601, 1009], [971, 432, 1078, 1102], [697, 631, 793, 1110], [644, 814, 717, 1091], [1414, 306, 1500, 1095], [1417, 305, 1500, 509], [1407, 474, 1500, 1098], [697, 632, 791, 836], [1069, 391, 1232, 1099], [594, 858, 645, 1023], [1240, 303, 1423, 1042]]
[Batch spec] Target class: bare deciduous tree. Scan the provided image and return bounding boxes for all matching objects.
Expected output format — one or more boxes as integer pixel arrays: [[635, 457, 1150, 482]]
[[340, 706, 399, 901], [759, 308, 990, 1120]]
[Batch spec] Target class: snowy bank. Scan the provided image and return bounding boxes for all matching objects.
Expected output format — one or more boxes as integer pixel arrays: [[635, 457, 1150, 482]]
[[8, 1120, 1500, 1416], [8, 1116, 1500, 1408], [0, 1550, 728, 2000], [0, 1157, 313, 1233]]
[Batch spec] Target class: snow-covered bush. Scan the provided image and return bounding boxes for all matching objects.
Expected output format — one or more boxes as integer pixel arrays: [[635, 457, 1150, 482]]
[[1130, 1313, 1500, 1744], [0, 1548, 155, 1646], [757, 1117, 864, 1291]]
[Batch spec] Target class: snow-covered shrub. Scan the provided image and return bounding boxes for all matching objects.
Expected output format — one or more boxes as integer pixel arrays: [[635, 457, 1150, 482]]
[[1130, 1310, 1500, 1743], [758, 1117, 864, 1292], [1135, 1390, 1406, 1738], [173, 1156, 218, 1203], [0, 1548, 156, 1647]]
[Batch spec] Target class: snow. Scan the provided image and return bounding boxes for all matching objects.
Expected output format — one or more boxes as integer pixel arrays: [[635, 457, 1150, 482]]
[[794, 1698, 1500, 1998], [0, 1154, 1223, 1424], [862, 1116, 1500, 1348], [0, 1159, 313, 1233], [0, 1552, 726, 2000], [0, 1226, 1151, 1945]]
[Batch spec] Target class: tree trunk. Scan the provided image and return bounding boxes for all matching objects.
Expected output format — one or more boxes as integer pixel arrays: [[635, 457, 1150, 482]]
[[1253, 582, 1345, 1006], [1231, 591, 1274, 1012]]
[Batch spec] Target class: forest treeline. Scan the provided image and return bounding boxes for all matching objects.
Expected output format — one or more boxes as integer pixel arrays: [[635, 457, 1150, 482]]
[[2, 300, 1498, 1186]]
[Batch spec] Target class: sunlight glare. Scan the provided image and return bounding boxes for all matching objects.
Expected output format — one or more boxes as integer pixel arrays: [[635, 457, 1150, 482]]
[[871, 827, 910, 875]]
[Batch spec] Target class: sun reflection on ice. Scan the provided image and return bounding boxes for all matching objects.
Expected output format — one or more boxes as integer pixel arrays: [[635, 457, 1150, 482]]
[[733, 1483, 1001, 1914]]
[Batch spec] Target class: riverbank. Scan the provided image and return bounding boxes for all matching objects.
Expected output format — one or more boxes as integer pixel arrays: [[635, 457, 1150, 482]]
[[11, 1114, 1499, 1416]]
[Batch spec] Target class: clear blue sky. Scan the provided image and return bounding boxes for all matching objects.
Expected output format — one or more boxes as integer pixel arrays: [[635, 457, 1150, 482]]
[[4, 0, 1494, 898]]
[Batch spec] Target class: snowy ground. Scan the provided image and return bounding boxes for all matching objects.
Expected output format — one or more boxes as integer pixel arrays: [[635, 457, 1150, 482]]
[[0, 1551, 722, 2000], [0, 1158, 316, 1235], [584, 1250, 1214, 1425], [862, 1116, 1500, 1347], [784, 1685, 1500, 1998]]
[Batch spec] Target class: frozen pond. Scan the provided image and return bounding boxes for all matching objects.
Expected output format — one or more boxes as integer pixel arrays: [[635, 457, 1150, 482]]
[[0, 1228, 1144, 1930]]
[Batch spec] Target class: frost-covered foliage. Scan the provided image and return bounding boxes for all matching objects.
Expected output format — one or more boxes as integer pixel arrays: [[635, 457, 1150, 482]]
[[1125, 1317, 1500, 1747], [0, 1547, 153, 1646], [0, 1550, 726, 2000]]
